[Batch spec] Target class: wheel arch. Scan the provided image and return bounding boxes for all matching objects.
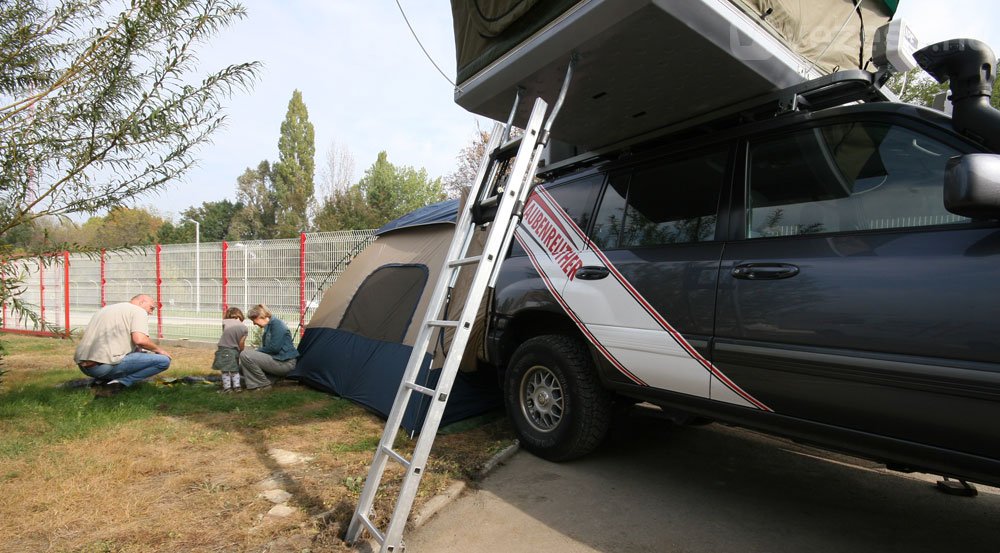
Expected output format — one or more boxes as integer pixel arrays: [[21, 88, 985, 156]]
[[495, 308, 603, 384]]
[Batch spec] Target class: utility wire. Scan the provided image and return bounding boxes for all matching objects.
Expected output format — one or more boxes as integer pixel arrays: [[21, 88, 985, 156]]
[[395, 0, 457, 88]]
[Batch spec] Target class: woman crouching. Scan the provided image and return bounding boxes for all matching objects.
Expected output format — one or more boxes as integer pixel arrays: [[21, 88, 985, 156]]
[[240, 304, 298, 391]]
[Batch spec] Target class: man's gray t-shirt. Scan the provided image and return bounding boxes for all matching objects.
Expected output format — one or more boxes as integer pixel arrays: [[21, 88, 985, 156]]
[[74, 302, 150, 365]]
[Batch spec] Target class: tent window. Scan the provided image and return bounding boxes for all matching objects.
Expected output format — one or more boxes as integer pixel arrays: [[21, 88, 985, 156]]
[[339, 264, 429, 343]]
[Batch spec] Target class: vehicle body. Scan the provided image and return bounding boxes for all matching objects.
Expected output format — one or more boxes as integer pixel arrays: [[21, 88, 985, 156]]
[[484, 63, 1000, 487]]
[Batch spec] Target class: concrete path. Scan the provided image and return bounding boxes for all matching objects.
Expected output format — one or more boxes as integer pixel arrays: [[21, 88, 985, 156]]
[[407, 416, 1000, 553]]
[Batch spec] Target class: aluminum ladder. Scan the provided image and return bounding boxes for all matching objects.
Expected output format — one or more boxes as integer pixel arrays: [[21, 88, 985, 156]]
[[346, 60, 576, 553]]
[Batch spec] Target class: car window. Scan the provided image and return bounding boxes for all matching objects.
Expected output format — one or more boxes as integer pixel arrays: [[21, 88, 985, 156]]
[[542, 173, 603, 232], [589, 148, 727, 249], [747, 122, 968, 238]]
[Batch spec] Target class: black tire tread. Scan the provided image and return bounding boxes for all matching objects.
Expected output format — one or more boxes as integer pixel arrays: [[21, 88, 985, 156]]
[[507, 334, 613, 461]]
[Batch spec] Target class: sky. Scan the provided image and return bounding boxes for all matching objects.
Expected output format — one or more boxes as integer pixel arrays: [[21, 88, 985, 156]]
[[144, 0, 1000, 221]]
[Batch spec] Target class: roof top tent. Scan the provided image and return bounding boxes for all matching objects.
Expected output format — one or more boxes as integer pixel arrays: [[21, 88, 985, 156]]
[[451, 0, 897, 155]]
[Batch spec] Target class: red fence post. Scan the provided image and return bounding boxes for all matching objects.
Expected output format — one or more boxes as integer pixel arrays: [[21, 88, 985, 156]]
[[1, 260, 6, 331], [155, 244, 163, 340], [39, 258, 45, 327], [221, 241, 229, 313], [100, 248, 107, 307], [63, 251, 70, 338], [299, 233, 306, 337]]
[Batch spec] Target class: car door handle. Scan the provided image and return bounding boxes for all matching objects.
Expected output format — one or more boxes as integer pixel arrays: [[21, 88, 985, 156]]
[[731, 263, 800, 280], [575, 266, 610, 280]]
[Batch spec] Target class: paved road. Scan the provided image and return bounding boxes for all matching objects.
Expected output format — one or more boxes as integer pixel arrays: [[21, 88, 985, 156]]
[[407, 414, 1000, 553]]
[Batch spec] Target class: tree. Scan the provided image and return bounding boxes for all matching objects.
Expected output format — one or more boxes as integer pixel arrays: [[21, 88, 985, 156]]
[[887, 69, 948, 107], [444, 124, 491, 198], [272, 89, 316, 236], [317, 139, 356, 206], [361, 151, 445, 223], [0, 0, 259, 343], [156, 220, 192, 245], [0, 215, 80, 252], [0, 0, 259, 237], [316, 151, 444, 231], [888, 68, 1000, 109], [229, 161, 277, 240], [181, 199, 243, 242], [314, 186, 380, 231], [86, 207, 166, 248]]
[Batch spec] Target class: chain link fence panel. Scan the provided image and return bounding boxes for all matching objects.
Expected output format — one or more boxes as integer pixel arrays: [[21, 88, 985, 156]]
[[1, 231, 377, 345]]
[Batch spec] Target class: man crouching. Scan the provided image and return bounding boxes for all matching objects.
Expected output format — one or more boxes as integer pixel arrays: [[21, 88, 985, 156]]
[[74, 294, 172, 397]]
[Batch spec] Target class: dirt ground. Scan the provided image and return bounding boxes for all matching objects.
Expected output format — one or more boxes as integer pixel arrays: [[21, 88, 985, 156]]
[[0, 334, 514, 553]]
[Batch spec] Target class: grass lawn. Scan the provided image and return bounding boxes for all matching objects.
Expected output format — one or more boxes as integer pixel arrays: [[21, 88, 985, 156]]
[[0, 334, 515, 552]]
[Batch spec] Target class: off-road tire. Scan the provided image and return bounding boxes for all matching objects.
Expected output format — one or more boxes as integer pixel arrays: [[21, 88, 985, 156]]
[[505, 334, 613, 461]]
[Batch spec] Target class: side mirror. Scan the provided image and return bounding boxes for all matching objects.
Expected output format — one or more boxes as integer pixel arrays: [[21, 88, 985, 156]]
[[944, 154, 1000, 219]]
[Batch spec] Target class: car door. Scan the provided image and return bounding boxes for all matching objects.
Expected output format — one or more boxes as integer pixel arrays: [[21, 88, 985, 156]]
[[548, 144, 764, 407], [714, 118, 1000, 460]]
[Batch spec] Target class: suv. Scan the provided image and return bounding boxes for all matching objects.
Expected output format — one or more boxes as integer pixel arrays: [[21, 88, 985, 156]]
[[486, 42, 1000, 488]]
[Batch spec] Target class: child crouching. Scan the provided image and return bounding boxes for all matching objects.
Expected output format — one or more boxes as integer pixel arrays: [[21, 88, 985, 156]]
[[213, 307, 248, 392]]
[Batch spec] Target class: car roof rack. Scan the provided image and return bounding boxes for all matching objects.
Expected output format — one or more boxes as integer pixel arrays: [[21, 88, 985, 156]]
[[540, 70, 893, 178]]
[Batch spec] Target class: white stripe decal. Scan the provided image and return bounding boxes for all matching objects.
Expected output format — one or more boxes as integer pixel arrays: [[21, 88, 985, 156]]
[[514, 189, 770, 412], [515, 232, 647, 386]]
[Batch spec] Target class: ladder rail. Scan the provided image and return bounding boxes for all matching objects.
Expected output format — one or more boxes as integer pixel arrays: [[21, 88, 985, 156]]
[[345, 122, 507, 546], [488, 57, 576, 289], [376, 100, 550, 550], [348, 56, 575, 552]]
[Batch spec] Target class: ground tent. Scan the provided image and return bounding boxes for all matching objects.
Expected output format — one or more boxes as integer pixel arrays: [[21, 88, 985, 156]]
[[290, 199, 500, 433]]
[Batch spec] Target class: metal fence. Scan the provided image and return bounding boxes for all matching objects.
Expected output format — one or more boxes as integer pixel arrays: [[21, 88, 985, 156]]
[[1, 230, 377, 343]]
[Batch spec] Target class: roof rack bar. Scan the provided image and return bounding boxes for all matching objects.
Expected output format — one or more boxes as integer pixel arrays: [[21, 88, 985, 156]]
[[540, 69, 887, 177]]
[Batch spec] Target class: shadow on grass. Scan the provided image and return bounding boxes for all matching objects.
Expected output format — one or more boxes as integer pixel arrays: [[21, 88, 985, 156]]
[[3, 376, 361, 510]]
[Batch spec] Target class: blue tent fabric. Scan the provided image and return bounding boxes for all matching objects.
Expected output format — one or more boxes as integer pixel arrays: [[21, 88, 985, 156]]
[[291, 327, 501, 433], [376, 198, 459, 235]]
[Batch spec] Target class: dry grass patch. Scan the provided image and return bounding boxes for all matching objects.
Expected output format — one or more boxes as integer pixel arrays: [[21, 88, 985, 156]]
[[0, 334, 515, 552]]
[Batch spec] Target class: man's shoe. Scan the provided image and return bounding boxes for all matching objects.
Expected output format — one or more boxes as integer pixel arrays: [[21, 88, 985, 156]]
[[94, 381, 126, 398]]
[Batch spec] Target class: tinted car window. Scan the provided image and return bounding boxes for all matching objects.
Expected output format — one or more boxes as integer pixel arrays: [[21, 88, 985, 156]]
[[508, 173, 603, 258], [590, 148, 727, 249], [747, 122, 967, 238], [543, 173, 603, 231]]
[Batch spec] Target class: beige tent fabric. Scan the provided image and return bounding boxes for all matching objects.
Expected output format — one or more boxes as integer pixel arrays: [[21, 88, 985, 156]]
[[307, 226, 449, 346], [730, 0, 893, 73], [306, 220, 489, 372]]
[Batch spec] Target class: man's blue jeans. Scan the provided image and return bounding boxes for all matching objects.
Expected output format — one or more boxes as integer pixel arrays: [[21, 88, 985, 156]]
[[80, 352, 170, 387]]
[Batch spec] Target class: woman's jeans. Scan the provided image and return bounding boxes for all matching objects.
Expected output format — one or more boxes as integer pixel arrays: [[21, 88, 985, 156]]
[[80, 352, 171, 387]]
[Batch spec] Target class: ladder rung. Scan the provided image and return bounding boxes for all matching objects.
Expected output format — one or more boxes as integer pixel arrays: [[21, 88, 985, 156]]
[[382, 445, 411, 469], [479, 195, 499, 209], [358, 512, 385, 545], [405, 381, 435, 397], [427, 319, 459, 328], [493, 136, 523, 160], [448, 255, 482, 268]]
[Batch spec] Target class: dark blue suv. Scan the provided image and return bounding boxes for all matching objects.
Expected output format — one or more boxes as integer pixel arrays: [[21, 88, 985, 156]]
[[486, 42, 1000, 488]]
